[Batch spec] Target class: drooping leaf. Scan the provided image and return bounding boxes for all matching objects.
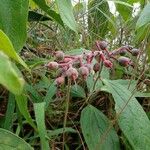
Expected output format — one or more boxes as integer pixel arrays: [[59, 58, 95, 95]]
[[0, 0, 29, 52], [33, 0, 64, 26], [56, 0, 78, 32], [101, 79, 150, 150], [71, 84, 86, 98], [0, 128, 33, 149], [28, 11, 51, 22], [15, 94, 37, 130], [0, 30, 29, 70], [34, 102, 49, 150], [80, 105, 120, 150], [0, 52, 24, 95], [136, 3, 150, 29]]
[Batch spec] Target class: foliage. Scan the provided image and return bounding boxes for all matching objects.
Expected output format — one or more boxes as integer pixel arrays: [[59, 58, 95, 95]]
[[0, 0, 150, 149]]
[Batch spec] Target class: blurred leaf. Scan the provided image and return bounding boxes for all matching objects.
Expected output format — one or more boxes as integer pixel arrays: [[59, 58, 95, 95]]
[[0, 128, 33, 149], [102, 79, 150, 150], [28, 11, 51, 21], [80, 105, 120, 150], [0, 0, 29, 52], [71, 85, 86, 98], [33, 0, 64, 26], [86, 74, 102, 93], [0, 30, 29, 70], [3, 93, 15, 130], [44, 82, 57, 109], [48, 127, 76, 137], [73, 2, 86, 16], [65, 48, 88, 55], [88, 0, 110, 38], [115, 0, 133, 21], [34, 102, 49, 150], [0, 52, 24, 95], [136, 3, 150, 29], [56, 0, 78, 32], [25, 84, 43, 103], [15, 94, 37, 130]]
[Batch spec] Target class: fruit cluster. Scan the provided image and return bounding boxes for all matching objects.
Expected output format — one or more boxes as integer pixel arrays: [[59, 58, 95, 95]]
[[46, 41, 139, 86]]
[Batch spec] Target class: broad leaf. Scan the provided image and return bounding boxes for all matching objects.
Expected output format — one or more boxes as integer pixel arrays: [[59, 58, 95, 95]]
[[0, 52, 24, 95], [136, 3, 150, 29], [0, 0, 29, 52], [0, 30, 29, 70], [0, 128, 33, 149], [34, 102, 49, 150], [80, 105, 120, 150], [33, 0, 64, 26], [56, 0, 78, 32], [102, 79, 150, 150]]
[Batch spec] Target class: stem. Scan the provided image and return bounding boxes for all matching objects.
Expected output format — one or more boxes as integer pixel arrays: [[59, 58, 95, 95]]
[[75, 62, 103, 117], [62, 79, 71, 150]]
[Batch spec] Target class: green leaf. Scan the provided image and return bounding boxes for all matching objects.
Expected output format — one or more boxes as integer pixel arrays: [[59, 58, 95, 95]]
[[115, 0, 133, 21], [0, 0, 29, 52], [47, 127, 76, 137], [102, 79, 150, 150], [88, 0, 110, 38], [33, 0, 64, 26], [34, 102, 49, 150], [0, 52, 24, 95], [71, 84, 86, 98], [3, 93, 15, 130], [136, 3, 150, 29], [0, 30, 29, 70], [44, 82, 57, 109], [56, 0, 78, 32], [0, 128, 33, 149], [28, 11, 51, 22], [80, 105, 120, 150], [15, 94, 37, 130]]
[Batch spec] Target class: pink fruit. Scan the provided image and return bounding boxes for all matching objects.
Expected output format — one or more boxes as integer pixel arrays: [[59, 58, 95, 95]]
[[55, 51, 64, 61], [119, 46, 127, 56], [103, 59, 113, 68], [55, 76, 65, 86], [118, 56, 131, 67], [79, 66, 89, 79], [99, 41, 108, 50], [131, 48, 139, 56], [93, 63, 100, 73], [47, 62, 58, 70], [66, 67, 78, 81]]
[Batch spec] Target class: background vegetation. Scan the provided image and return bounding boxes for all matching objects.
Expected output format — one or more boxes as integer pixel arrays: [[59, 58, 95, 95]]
[[0, 0, 150, 149]]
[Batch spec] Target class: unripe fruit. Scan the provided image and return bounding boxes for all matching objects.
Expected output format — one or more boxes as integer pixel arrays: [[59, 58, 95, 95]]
[[79, 66, 89, 79], [47, 61, 58, 70], [103, 59, 113, 68], [55, 51, 64, 61], [55, 76, 65, 86], [66, 67, 78, 81], [131, 48, 139, 56], [118, 56, 131, 67], [99, 41, 108, 50], [93, 63, 100, 73]]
